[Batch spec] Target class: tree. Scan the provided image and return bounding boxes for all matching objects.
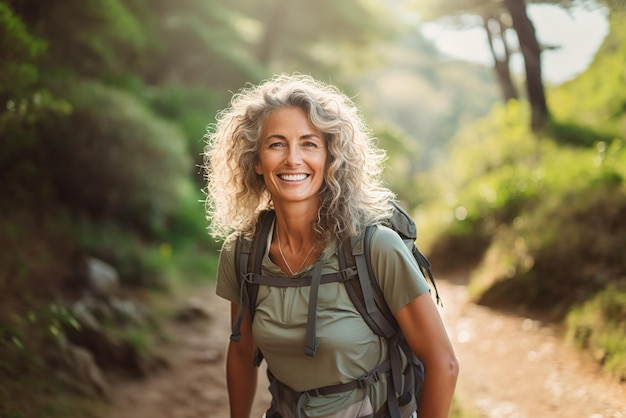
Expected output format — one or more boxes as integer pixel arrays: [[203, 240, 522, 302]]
[[414, 0, 550, 131], [503, 0, 548, 131], [483, 11, 519, 101]]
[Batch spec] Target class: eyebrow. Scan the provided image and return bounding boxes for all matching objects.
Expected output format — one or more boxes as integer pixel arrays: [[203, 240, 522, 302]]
[[264, 133, 322, 141]]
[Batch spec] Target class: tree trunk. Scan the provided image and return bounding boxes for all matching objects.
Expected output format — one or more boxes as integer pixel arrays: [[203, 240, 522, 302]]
[[257, 0, 290, 66], [483, 15, 518, 102], [503, 0, 549, 132]]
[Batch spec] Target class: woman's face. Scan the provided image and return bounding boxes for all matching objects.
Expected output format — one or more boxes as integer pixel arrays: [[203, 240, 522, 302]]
[[255, 107, 327, 206]]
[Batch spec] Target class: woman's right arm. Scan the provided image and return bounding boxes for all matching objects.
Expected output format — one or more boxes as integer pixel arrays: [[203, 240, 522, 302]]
[[226, 302, 258, 418]]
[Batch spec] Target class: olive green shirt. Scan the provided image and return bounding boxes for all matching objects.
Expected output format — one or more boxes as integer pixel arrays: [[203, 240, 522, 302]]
[[216, 224, 430, 417]]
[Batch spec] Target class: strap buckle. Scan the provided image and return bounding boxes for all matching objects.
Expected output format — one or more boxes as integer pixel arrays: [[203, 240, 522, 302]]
[[339, 267, 357, 281], [357, 369, 382, 388]]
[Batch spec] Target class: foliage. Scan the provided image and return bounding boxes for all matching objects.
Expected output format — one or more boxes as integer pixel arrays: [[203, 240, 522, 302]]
[[546, 117, 615, 147], [0, 90, 73, 211], [8, 0, 148, 79], [470, 160, 626, 313], [132, 0, 267, 89], [0, 289, 103, 418], [44, 80, 193, 237], [0, 2, 46, 96], [232, 0, 397, 76], [142, 83, 224, 184], [161, 242, 220, 291], [566, 286, 626, 380], [548, 10, 626, 140], [432, 94, 626, 312], [375, 121, 425, 207]]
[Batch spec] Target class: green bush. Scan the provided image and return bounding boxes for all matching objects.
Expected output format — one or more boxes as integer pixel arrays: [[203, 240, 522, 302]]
[[566, 286, 626, 379], [374, 121, 428, 208], [549, 11, 626, 140], [424, 92, 626, 317], [469, 141, 626, 315], [45, 80, 193, 237], [443, 100, 538, 184], [19, 0, 147, 78], [424, 101, 544, 265], [0, 3, 46, 96], [142, 84, 223, 184]]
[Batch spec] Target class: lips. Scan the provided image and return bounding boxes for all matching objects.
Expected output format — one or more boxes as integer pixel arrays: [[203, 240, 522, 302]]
[[279, 173, 309, 181]]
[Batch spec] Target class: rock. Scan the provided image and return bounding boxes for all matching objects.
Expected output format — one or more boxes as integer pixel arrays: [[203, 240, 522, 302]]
[[175, 297, 211, 322], [110, 296, 149, 327], [58, 338, 110, 399], [72, 299, 102, 330], [86, 257, 120, 298]]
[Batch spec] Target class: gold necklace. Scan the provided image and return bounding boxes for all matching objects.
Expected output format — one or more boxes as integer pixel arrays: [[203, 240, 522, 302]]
[[276, 230, 315, 276]]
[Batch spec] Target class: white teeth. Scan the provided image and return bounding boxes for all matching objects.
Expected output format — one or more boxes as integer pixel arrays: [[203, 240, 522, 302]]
[[280, 174, 308, 181]]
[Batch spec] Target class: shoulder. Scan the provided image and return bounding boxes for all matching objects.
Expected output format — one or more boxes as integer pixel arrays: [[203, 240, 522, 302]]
[[367, 223, 418, 270], [217, 235, 240, 272], [366, 225, 430, 313], [215, 235, 242, 303], [368, 224, 408, 253], [219, 234, 239, 255]]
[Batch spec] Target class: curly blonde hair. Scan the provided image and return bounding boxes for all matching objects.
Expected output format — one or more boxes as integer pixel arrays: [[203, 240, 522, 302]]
[[204, 73, 395, 243]]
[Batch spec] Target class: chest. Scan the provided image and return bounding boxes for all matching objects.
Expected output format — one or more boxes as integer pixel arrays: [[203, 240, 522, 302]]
[[251, 282, 380, 355]]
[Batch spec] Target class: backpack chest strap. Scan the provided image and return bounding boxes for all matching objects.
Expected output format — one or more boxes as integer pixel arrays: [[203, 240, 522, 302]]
[[245, 267, 357, 287]]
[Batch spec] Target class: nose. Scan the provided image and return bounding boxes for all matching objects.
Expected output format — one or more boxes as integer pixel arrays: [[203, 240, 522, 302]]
[[284, 144, 302, 166]]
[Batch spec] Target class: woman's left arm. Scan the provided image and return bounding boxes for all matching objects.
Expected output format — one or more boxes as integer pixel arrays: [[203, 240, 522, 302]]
[[395, 292, 459, 418]]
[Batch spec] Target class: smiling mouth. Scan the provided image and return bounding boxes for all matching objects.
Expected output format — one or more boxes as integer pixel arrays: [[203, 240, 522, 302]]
[[279, 174, 309, 181]]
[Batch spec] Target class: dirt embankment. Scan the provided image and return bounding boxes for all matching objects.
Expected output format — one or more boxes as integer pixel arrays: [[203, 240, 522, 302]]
[[104, 274, 626, 418]]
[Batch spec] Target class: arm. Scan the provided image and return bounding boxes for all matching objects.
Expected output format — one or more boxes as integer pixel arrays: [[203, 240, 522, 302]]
[[395, 293, 459, 418], [226, 302, 259, 418]]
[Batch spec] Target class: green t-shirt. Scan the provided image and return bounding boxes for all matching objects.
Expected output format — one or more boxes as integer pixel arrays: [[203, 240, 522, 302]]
[[216, 224, 430, 417]]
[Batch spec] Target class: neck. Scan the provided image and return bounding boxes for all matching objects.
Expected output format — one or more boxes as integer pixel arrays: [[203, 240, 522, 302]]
[[272, 201, 319, 247], [270, 202, 321, 276]]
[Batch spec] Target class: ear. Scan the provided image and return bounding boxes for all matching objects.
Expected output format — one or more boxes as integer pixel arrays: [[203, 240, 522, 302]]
[[255, 161, 263, 175]]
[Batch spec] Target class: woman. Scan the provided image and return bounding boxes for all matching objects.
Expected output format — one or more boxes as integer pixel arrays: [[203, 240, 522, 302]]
[[205, 74, 459, 418]]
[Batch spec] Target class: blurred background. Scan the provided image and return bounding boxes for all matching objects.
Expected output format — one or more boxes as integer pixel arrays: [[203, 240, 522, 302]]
[[1, 0, 624, 416]]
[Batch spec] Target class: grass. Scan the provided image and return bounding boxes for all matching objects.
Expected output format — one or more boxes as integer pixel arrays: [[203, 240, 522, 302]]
[[566, 286, 626, 380]]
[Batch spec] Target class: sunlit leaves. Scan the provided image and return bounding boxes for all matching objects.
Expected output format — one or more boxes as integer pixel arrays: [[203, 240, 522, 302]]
[[0, 3, 46, 95]]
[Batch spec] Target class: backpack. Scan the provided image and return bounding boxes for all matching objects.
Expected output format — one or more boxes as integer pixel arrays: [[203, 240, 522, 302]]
[[230, 201, 440, 418]]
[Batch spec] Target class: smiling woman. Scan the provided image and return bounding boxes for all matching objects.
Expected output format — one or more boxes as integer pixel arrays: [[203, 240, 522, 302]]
[[203, 74, 459, 418]]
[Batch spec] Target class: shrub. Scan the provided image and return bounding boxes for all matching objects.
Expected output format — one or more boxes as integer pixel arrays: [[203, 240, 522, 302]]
[[44, 80, 193, 237], [0, 3, 46, 96], [566, 286, 626, 379], [470, 142, 626, 315]]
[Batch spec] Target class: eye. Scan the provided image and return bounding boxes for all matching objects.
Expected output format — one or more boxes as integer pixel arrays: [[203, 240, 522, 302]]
[[268, 141, 285, 148], [303, 141, 318, 148]]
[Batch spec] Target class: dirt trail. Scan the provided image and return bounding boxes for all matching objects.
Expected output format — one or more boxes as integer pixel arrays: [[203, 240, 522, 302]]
[[440, 272, 625, 418], [104, 275, 626, 418]]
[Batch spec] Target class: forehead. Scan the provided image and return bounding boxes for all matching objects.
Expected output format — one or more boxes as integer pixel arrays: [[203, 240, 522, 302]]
[[262, 107, 319, 134]]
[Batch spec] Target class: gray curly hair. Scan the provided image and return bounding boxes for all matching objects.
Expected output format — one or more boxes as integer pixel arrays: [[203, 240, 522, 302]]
[[204, 73, 395, 243]]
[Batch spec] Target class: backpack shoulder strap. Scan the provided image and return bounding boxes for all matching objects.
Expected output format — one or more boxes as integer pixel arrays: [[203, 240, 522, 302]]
[[340, 228, 398, 339], [341, 226, 415, 418], [230, 210, 276, 342]]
